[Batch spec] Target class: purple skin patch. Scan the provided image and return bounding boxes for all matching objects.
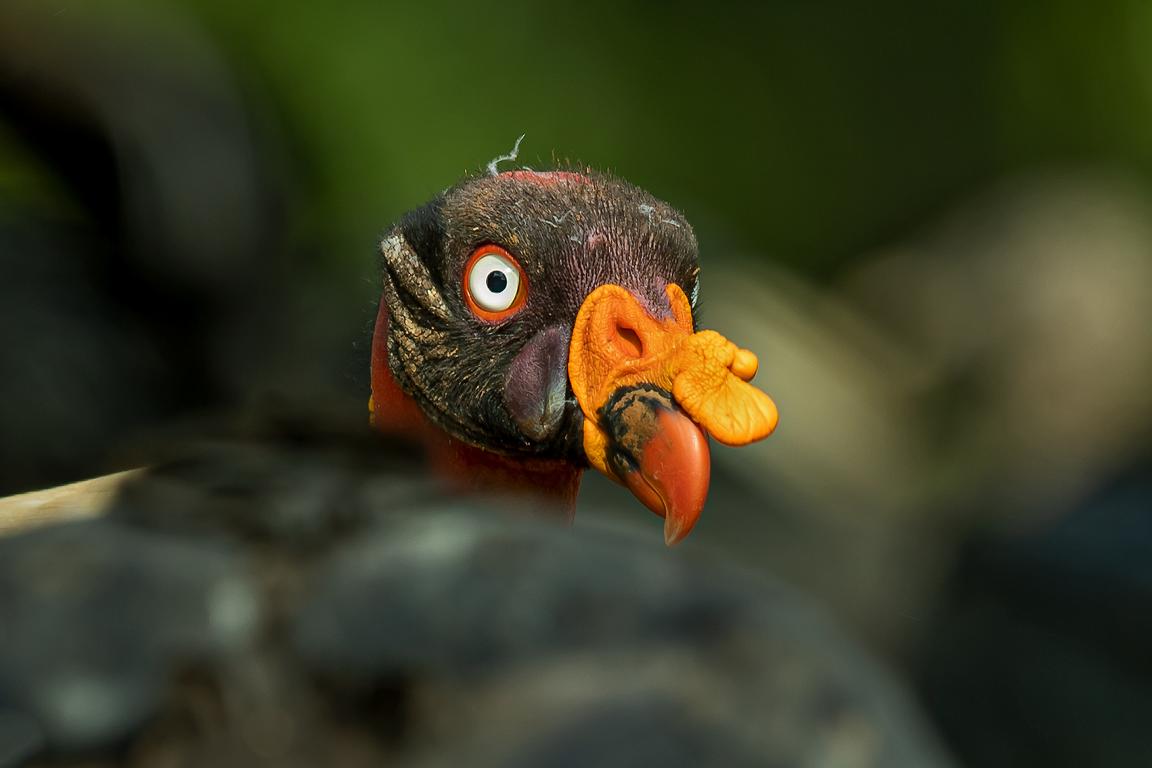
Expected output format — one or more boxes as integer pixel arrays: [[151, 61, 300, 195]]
[[503, 325, 572, 443]]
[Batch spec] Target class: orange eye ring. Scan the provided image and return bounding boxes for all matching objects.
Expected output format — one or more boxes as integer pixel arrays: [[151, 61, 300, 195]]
[[463, 244, 528, 322]]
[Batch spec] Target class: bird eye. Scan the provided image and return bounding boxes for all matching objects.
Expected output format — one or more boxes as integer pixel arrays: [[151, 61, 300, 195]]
[[464, 245, 527, 321]]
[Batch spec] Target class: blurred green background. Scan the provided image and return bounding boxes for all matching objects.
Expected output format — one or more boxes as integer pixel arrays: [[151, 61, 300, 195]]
[[9, 0, 1152, 279], [2, 1, 1151, 766]]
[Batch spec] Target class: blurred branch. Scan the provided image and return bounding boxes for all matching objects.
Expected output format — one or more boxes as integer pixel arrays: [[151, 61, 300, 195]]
[[0, 470, 137, 536]]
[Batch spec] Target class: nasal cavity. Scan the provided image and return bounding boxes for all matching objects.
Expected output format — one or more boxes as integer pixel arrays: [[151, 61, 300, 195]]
[[615, 324, 645, 359]]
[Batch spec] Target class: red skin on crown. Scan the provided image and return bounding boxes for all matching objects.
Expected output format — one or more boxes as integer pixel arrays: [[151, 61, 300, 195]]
[[500, 170, 589, 185]]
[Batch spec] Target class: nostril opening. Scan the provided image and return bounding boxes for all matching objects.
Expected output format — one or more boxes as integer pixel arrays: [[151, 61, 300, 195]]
[[616, 325, 644, 358]]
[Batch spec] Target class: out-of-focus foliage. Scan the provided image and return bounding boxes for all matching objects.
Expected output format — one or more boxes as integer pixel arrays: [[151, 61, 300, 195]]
[[14, 0, 1152, 278]]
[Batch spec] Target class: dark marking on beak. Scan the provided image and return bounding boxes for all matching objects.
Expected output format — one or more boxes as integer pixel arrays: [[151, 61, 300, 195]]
[[600, 385, 711, 545]]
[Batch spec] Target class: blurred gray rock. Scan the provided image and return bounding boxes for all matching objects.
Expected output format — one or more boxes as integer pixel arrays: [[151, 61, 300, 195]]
[[0, 521, 256, 755], [0, 419, 954, 767]]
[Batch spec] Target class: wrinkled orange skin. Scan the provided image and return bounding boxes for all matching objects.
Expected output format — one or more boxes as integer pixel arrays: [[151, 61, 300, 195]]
[[568, 283, 779, 480]]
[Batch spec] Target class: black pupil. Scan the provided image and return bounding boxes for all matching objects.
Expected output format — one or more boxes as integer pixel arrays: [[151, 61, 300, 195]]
[[486, 270, 508, 293]]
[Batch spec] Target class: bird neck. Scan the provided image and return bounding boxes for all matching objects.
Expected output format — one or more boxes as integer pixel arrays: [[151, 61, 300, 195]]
[[370, 302, 582, 518]]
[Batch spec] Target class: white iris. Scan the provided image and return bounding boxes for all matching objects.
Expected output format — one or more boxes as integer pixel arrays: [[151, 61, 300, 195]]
[[468, 252, 521, 312]]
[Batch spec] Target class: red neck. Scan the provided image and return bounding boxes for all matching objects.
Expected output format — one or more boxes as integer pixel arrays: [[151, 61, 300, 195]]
[[370, 301, 581, 519]]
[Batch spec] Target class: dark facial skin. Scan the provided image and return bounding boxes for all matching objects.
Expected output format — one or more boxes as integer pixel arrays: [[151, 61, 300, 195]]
[[378, 170, 700, 463]]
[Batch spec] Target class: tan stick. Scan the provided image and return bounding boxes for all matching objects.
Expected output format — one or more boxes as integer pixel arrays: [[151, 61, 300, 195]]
[[0, 469, 141, 536]]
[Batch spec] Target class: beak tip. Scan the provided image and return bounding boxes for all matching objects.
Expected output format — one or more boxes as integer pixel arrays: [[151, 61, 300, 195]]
[[663, 515, 691, 546], [601, 399, 710, 545]]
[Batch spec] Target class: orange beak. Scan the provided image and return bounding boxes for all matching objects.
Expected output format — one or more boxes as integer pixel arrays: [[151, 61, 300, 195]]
[[568, 283, 779, 545]]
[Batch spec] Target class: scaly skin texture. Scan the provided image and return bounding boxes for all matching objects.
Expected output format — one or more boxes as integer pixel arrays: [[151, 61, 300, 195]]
[[371, 301, 582, 514]]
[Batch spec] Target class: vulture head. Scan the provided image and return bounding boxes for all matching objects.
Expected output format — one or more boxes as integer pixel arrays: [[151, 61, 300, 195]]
[[371, 168, 778, 544]]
